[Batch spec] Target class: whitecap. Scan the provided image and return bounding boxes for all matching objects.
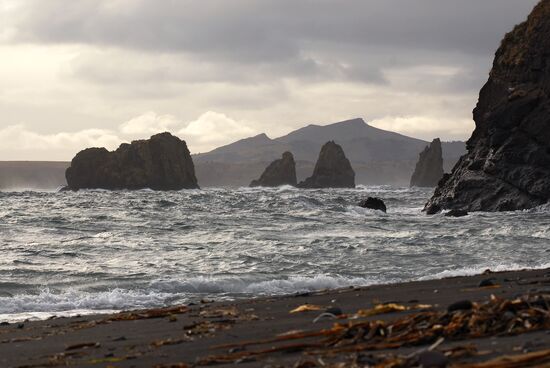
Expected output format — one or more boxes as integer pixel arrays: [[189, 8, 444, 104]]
[[420, 262, 550, 280]]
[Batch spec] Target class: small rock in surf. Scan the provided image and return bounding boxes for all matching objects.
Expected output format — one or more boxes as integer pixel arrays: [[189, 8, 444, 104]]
[[358, 197, 387, 213]]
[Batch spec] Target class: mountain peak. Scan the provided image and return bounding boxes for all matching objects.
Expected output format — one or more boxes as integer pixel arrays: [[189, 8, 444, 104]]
[[329, 118, 367, 127], [253, 133, 271, 140], [275, 118, 372, 144], [235, 133, 272, 144]]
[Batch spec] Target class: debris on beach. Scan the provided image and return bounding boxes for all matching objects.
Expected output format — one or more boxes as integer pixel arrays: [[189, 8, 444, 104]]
[[454, 348, 550, 367], [354, 303, 432, 318], [197, 292, 550, 366], [109, 305, 189, 321], [65, 342, 100, 351], [290, 305, 324, 313]]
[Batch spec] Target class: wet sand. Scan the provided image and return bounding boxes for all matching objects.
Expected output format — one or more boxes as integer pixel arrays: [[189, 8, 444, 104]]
[[1, 268, 549, 367]]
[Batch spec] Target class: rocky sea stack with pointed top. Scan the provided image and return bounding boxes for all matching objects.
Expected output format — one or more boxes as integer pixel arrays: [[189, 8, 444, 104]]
[[250, 152, 297, 187], [425, 0, 550, 213], [297, 141, 355, 188], [65, 132, 199, 191], [410, 138, 444, 187]]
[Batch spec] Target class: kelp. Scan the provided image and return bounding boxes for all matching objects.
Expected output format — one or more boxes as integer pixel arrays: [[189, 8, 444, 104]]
[[197, 293, 550, 366], [290, 305, 324, 314], [454, 348, 550, 368], [107, 305, 189, 322], [353, 303, 432, 318]]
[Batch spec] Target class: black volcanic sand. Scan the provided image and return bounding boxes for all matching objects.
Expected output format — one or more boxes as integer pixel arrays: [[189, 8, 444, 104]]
[[1, 269, 549, 367]]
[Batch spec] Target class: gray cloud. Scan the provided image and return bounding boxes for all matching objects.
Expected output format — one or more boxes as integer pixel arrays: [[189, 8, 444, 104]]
[[0, 0, 542, 160], [5, 0, 539, 91], [10, 0, 538, 59]]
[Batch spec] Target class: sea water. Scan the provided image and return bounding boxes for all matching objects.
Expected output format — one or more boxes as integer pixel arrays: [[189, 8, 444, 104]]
[[0, 186, 549, 322]]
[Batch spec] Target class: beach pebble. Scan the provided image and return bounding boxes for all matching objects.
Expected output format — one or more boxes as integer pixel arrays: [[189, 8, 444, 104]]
[[417, 351, 448, 368], [325, 307, 343, 316], [479, 278, 497, 287], [447, 300, 473, 313]]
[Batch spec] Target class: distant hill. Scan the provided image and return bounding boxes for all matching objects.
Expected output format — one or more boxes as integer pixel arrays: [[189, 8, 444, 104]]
[[194, 118, 466, 187], [0, 118, 466, 190]]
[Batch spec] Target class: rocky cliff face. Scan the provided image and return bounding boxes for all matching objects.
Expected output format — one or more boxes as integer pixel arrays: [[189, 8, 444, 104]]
[[425, 0, 550, 213], [297, 141, 355, 188], [66, 132, 199, 191], [410, 138, 444, 187], [250, 152, 297, 187]]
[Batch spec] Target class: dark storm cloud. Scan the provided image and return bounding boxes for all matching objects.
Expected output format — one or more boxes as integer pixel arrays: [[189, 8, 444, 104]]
[[12, 0, 538, 61], [7, 0, 539, 92], [2, 0, 540, 105]]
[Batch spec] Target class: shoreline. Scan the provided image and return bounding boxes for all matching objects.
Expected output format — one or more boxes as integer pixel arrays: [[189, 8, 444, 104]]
[[3, 262, 550, 325], [0, 267, 549, 367]]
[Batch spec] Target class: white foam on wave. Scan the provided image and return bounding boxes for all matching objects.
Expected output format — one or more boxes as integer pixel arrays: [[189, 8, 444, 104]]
[[420, 262, 550, 280], [345, 204, 424, 217], [2, 262, 550, 323], [150, 274, 377, 295], [345, 205, 388, 218], [0, 288, 170, 317], [355, 185, 412, 193], [0, 275, 377, 322], [0, 309, 119, 324], [235, 185, 297, 193], [527, 203, 550, 213]]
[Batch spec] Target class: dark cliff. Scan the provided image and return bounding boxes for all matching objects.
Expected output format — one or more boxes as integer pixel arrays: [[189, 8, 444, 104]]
[[410, 138, 444, 187], [250, 152, 297, 187], [297, 141, 355, 189], [426, 0, 550, 212], [66, 132, 199, 191]]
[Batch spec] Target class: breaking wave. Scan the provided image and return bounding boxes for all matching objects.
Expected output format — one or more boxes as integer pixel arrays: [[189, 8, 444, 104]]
[[0, 186, 549, 321]]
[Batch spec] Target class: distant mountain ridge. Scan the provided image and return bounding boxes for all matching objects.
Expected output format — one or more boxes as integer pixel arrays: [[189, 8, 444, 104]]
[[0, 118, 466, 189], [194, 118, 465, 187]]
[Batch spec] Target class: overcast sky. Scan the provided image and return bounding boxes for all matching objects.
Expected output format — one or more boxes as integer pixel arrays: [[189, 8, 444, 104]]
[[0, 0, 540, 160]]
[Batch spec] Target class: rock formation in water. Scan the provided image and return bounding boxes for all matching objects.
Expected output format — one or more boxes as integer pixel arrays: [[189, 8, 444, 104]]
[[65, 132, 199, 191], [358, 197, 387, 213], [250, 152, 297, 187], [425, 1, 550, 212], [445, 209, 469, 218], [297, 141, 355, 188], [410, 139, 444, 187]]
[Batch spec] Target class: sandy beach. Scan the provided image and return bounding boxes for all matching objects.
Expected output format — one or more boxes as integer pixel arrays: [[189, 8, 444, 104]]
[[0, 268, 548, 367]]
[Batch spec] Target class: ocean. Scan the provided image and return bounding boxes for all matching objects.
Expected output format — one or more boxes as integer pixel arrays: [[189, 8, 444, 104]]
[[1, 186, 549, 322]]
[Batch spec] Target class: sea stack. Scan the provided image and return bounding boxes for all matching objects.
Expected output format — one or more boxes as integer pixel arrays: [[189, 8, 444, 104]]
[[410, 138, 444, 187], [297, 141, 355, 188], [425, 0, 550, 213], [65, 132, 199, 191], [250, 152, 297, 187]]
